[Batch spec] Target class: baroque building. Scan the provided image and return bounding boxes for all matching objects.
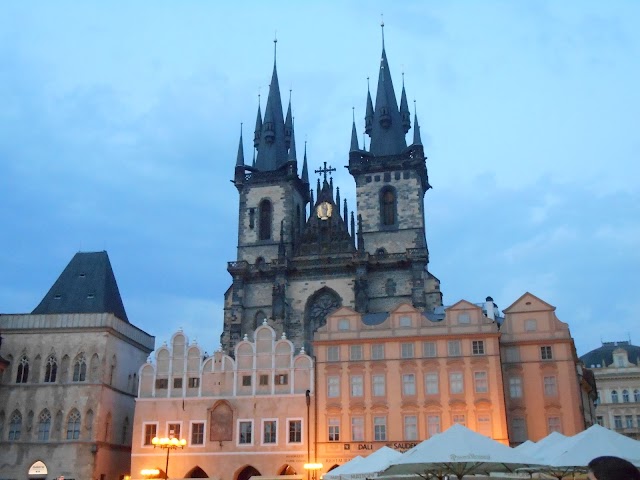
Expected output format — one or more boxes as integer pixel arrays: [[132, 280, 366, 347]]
[[0, 251, 154, 480], [581, 341, 640, 440], [222, 34, 442, 355]]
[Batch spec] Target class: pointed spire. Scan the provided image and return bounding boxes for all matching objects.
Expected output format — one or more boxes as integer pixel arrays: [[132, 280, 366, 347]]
[[236, 123, 245, 167], [365, 78, 374, 135], [285, 90, 293, 149], [350, 107, 360, 152], [253, 95, 262, 149], [288, 117, 297, 162], [301, 141, 309, 184], [310, 188, 314, 206], [357, 214, 365, 250], [350, 211, 356, 247], [343, 198, 348, 225], [413, 100, 422, 146], [400, 73, 411, 134], [278, 219, 285, 258], [335, 187, 341, 212]]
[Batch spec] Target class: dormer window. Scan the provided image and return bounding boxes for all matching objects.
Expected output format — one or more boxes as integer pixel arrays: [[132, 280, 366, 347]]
[[457, 313, 470, 325], [613, 350, 627, 368]]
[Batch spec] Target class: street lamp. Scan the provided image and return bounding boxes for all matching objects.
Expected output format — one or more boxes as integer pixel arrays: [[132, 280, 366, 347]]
[[304, 463, 323, 480], [151, 436, 187, 480]]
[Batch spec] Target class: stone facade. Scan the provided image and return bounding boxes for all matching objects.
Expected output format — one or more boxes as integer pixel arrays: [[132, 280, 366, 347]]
[[131, 324, 314, 480]]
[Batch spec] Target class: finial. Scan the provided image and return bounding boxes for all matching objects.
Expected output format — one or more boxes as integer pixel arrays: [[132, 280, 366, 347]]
[[273, 31, 278, 65], [402, 70, 405, 85], [352, 106, 355, 122], [281, 332, 287, 340], [381, 14, 385, 49], [243, 333, 248, 341], [263, 319, 268, 326], [289, 88, 292, 103], [413, 99, 417, 115], [367, 76, 370, 91], [300, 346, 305, 354]]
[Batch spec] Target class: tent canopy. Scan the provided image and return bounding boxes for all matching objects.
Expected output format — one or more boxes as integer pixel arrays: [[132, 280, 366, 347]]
[[324, 447, 403, 480]]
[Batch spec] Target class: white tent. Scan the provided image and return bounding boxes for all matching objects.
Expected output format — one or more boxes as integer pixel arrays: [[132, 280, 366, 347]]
[[324, 447, 403, 480], [513, 440, 536, 454], [544, 424, 640, 468], [525, 431, 568, 461], [323, 456, 364, 480], [382, 424, 541, 479]]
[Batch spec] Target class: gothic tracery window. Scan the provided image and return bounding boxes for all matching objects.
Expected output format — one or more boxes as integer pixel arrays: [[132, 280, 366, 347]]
[[44, 355, 58, 383], [9, 410, 22, 440], [16, 355, 29, 383], [66, 409, 81, 440], [380, 188, 396, 226], [73, 354, 87, 382], [259, 199, 272, 241], [38, 409, 51, 441], [306, 289, 341, 343]]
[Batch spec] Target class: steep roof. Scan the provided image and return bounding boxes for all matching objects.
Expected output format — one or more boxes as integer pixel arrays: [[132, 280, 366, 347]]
[[32, 251, 129, 323], [580, 341, 640, 368]]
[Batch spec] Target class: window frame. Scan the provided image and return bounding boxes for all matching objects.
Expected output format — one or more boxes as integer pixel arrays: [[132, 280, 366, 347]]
[[287, 418, 303, 445], [190, 421, 205, 447], [238, 419, 254, 446], [261, 418, 278, 445]]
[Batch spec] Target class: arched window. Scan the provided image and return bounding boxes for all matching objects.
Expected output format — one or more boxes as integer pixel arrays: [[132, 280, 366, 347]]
[[44, 355, 58, 383], [259, 199, 272, 240], [85, 409, 94, 440], [73, 354, 87, 382], [66, 409, 81, 440], [635, 389, 640, 402], [38, 409, 51, 441], [611, 390, 619, 403], [9, 410, 22, 440], [16, 355, 29, 383], [304, 288, 341, 351], [622, 389, 630, 402], [380, 188, 396, 226], [109, 355, 117, 385], [121, 416, 129, 444]]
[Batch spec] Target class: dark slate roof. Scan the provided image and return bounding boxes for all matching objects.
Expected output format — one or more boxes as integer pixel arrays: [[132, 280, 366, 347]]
[[32, 251, 129, 323], [580, 341, 640, 367], [362, 312, 389, 326]]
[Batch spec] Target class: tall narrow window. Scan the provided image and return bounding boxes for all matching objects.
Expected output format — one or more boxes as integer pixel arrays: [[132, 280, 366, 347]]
[[373, 416, 387, 441], [66, 409, 81, 440], [73, 354, 87, 382], [121, 416, 129, 444], [427, 415, 441, 437], [9, 411, 22, 440], [259, 199, 272, 240], [403, 415, 418, 440], [381, 188, 396, 226], [38, 409, 51, 441], [144, 423, 157, 446], [328, 418, 340, 442], [239, 421, 253, 444], [288, 420, 302, 443], [16, 356, 29, 383], [44, 355, 57, 383], [263, 420, 277, 444], [351, 417, 364, 441]]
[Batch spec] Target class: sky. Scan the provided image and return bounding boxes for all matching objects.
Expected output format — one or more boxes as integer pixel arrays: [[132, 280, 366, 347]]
[[1, 1, 638, 358]]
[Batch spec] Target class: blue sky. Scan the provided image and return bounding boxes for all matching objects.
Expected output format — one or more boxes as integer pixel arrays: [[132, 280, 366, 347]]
[[1, 1, 638, 357]]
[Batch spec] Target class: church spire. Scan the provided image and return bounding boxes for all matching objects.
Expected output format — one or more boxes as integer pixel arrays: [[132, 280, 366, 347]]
[[301, 141, 309, 184], [400, 73, 411, 134], [285, 90, 293, 149], [365, 78, 374, 135], [253, 95, 262, 149], [412, 100, 422, 146], [236, 124, 244, 167], [288, 117, 297, 162], [350, 107, 360, 152]]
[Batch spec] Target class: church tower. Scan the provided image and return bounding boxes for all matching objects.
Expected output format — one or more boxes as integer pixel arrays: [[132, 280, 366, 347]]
[[222, 31, 442, 355]]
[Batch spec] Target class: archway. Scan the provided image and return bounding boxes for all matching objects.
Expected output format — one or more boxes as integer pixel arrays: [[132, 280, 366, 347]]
[[185, 466, 209, 478], [279, 464, 297, 475], [237, 466, 261, 480]]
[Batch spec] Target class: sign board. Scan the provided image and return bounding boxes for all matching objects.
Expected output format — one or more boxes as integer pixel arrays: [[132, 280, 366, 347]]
[[28, 461, 48, 475]]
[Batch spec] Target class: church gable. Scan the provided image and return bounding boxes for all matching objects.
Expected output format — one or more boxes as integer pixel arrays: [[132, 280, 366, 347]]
[[503, 292, 556, 314]]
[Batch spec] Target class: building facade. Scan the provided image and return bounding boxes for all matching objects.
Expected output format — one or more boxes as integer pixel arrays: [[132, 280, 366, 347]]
[[131, 323, 314, 480], [581, 341, 640, 440], [0, 251, 154, 480]]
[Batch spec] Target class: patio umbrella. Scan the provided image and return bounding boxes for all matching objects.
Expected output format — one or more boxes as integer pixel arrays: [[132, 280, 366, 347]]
[[324, 447, 403, 480], [382, 424, 542, 479], [323, 456, 365, 480]]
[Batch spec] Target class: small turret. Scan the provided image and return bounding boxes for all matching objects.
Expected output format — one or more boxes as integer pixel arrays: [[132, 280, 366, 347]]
[[400, 76, 411, 134], [253, 100, 262, 149], [365, 82, 374, 135], [350, 108, 360, 152], [285, 94, 293, 149]]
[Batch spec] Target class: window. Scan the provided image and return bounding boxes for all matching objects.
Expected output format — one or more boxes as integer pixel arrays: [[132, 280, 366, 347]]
[[423, 341, 437, 358], [258, 199, 272, 240], [504, 346, 520, 362], [449, 372, 463, 394], [16, 356, 29, 383], [338, 319, 350, 331], [380, 188, 396, 226], [401, 343, 414, 359], [263, 420, 277, 444], [623, 389, 630, 402], [155, 378, 168, 389], [144, 424, 157, 445], [452, 414, 466, 427], [242, 375, 252, 386], [350, 375, 363, 397], [615, 354, 625, 367], [525, 319, 537, 331], [239, 421, 253, 444], [509, 377, 523, 398], [625, 415, 634, 428], [191, 422, 204, 445], [540, 346, 553, 360], [448, 340, 461, 357], [288, 420, 302, 443], [425, 372, 439, 394], [328, 418, 340, 441], [350, 345, 363, 361], [477, 414, 492, 437], [373, 416, 387, 441], [38, 409, 51, 441], [351, 417, 364, 441], [596, 416, 604, 426], [259, 375, 269, 386], [404, 415, 418, 440], [327, 346, 340, 362], [543, 376, 557, 396], [402, 374, 416, 396], [399, 316, 412, 327], [328, 376, 340, 398], [614, 416, 623, 429], [474, 371, 488, 393], [275, 374, 288, 385], [611, 390, 619, 403], [371, 344, 385, 360], [66, 410, 81, 440], [472, 340, 485, 355], [635, 389, 640, 402], [44, 355, 58, 383], [372, 374, 385, 396], [72, 354, 87, 382], [547, 416, 562, 433], [511, 417, 527, 443], [121, 417, 129, 444], [188, 377, 200, 388], [168, 423, 181, 439], [427, 415, 441, 437], [8, 411, 22, 440], [173, 378, 183, 389], [457, 313, 470, 324]]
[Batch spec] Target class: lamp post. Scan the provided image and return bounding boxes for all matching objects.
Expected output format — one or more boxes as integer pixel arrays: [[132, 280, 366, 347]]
[[303, 463, 323, 480], [151, 436, 186, 480]]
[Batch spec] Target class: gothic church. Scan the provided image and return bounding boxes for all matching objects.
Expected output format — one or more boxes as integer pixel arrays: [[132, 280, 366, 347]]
[[222, 35, 442, 354]]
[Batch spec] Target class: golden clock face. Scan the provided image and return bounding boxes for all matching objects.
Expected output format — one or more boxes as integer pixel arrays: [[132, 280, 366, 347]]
[[316, 201, 333, 220]]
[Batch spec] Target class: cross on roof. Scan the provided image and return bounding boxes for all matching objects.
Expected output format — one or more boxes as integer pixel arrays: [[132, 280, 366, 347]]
[[314, 161, 336, 182]]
